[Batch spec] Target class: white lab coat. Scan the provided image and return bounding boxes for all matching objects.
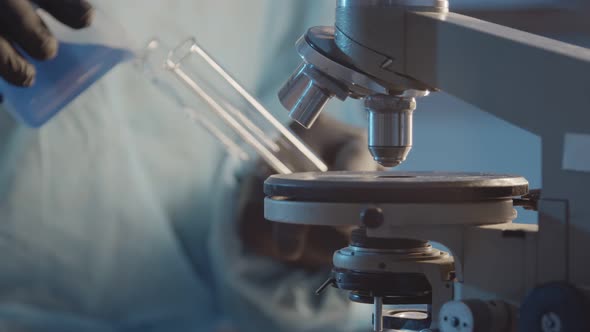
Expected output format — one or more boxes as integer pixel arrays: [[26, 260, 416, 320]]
[[0, 1, 370, 331]]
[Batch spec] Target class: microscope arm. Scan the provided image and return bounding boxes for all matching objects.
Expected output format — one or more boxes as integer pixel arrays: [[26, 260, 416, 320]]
[[395, 11, 590, 294], [404, 11, 590, 136]]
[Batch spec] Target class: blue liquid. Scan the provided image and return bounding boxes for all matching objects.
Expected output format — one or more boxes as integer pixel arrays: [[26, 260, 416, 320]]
[[0, 42, 134, 127]]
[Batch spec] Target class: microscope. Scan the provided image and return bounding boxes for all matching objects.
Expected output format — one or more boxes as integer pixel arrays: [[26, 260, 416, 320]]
[[264, 1, 590, 331]]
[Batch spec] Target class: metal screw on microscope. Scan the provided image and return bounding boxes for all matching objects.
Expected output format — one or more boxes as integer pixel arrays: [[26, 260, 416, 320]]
[[541, 312, 562, 332], [361, 207, 384, 228]]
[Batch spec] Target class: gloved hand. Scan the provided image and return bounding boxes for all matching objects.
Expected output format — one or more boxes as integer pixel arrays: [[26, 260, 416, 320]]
[[238, 114, 380, 270], [0, 0, 94, 86]]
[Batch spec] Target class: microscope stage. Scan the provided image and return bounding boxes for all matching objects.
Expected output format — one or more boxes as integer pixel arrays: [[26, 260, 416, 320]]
[[264, 171, 528, 203]]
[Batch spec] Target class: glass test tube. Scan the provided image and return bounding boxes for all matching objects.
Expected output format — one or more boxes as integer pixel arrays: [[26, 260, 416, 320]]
[[139, 38, 328, 175]]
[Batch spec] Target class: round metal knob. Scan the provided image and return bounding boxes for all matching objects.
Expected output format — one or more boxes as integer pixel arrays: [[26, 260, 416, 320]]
[[360, 207, 384, 228]]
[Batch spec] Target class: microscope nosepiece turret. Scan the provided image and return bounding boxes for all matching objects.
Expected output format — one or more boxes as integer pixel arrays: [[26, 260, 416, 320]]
[[278, 26, 428, 168]]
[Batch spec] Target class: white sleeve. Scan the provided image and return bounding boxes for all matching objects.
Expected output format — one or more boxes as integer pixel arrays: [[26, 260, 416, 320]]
[[0, 304, 116, 332]]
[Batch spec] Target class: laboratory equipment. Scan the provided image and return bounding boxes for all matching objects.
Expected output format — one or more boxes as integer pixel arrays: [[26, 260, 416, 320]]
[[0, 9, 132, 127], [278, 27, 428, 167], [268, 0, 590, 331], [139, 38, 327, 175]]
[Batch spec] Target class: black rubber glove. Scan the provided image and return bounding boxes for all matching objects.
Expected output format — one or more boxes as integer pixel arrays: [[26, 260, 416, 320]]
[[0, 0, 94, 86]]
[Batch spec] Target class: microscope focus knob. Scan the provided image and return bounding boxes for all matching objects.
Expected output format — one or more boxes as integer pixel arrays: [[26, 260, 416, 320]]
[[438, 299, 514, 332], [519, 282, 589, 332]]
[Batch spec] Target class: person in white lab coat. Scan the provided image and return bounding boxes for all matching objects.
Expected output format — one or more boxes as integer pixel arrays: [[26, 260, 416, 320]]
[[0, 1, 376, 331]]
